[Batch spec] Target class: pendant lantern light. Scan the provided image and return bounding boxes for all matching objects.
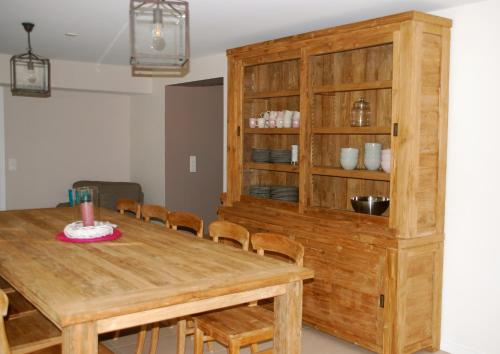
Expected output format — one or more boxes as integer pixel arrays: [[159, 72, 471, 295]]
[[130, 0, 189, 77], [10, 22, 51, 98]]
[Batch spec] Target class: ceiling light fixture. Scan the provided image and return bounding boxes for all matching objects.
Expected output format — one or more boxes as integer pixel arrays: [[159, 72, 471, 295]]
[[130, 0, 189, 77], [10, 22, 51, 97], [65, 32, 80, 37]]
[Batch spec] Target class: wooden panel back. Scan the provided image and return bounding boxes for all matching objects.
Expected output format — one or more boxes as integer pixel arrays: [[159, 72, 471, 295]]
[[115, 198, 141, 219], [311, 175, 390, 213], [209, 221, 250, 250], [251, 233, 304, 267], [169, 211, 204, 237], [141, 204, 170, 226], [244, 59, 299, 94]]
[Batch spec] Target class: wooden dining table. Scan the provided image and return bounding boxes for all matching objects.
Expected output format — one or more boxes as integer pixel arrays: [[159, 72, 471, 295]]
[[0, 207, 313, 353]]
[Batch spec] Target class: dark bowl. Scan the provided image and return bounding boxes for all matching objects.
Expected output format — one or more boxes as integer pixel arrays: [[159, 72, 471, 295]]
[[351, 196, 390, 215]]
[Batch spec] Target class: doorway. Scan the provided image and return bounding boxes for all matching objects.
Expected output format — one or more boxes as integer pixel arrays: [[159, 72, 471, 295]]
[[165, 78, 224, 232]]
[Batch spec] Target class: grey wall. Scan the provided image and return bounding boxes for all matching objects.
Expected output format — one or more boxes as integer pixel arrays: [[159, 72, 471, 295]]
[[165, 85, 223, 231], [4, 89, 131, 209]]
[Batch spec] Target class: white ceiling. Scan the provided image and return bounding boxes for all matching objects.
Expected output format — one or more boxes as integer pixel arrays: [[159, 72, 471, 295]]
[[0, 0, 482, 65]]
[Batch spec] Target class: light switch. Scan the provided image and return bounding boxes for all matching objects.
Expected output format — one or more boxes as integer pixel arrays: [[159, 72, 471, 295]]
[[189, 155, 197, 173], [8, 158, 17, 171]]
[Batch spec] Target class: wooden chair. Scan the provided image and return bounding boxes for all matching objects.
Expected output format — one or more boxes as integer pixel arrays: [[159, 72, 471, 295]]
[[208, 220, 250, 250], [115, 198, 141, 219], [193, 232, 304, 354], [147, 211, 204, 354], [0, 289, 113, 354], [175, 221, 251, 354], [168, 211, 203, 238], [141, 204, 170, 227], [134, 204, 170, 354]]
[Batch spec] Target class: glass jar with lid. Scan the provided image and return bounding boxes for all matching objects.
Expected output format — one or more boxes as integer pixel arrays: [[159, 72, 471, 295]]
[[350, 98, 371, 127]]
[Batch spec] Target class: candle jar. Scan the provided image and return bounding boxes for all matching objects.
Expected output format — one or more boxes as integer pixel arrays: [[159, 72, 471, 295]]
[[74, 186, 100, 226], [350, 98, 371, 127]]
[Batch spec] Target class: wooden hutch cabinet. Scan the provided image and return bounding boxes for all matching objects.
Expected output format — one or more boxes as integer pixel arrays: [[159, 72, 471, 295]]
[[219, 11, 451, 354]]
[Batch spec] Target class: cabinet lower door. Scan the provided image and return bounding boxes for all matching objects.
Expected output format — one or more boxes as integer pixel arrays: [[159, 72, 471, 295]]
[[299, 236, 386, 353]]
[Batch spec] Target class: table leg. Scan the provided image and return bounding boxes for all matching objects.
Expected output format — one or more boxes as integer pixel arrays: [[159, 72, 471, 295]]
[[274, 280, 303, 354], [62, 321, 98, 354]]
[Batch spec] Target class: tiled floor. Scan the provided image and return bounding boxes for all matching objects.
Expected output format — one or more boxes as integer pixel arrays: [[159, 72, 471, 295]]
[[102, 324, 449, 354]]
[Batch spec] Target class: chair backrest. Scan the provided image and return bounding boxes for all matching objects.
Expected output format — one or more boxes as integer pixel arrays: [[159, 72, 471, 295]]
[[0, 289, 11, 354], [116, 198, 141, 219], [141, 204, 170, 226], [169, 211, 203, 238], [209, 221, 250, 250], [251, 232, 304, 267]]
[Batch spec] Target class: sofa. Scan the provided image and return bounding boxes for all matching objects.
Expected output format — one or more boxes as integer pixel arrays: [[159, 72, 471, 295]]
[[58, 180, 144, 210]]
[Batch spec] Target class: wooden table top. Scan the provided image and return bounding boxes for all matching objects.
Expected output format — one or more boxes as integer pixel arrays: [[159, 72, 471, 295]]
[[0, 208, 313, 328]]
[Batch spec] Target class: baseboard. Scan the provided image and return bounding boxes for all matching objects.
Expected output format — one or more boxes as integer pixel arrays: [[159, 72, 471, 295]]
[[441, 338, 479, 354]]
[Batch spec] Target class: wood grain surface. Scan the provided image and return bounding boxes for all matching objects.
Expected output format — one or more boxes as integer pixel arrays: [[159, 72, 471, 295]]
[[0, 208, 312, 353]]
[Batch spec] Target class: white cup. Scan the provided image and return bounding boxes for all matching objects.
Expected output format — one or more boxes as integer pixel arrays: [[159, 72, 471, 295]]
[[257, 117, 266, 128], [249, 118, 257, 128], [365, 142, 382, 153], [340, 148, 359, 170], [381, 159, 391, 173], [276, 111, 284, 128], [364, 157, 381, 170], [283, 110, 293, 128]]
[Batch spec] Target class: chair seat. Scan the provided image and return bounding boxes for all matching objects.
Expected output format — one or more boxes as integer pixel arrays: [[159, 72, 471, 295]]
[[5, 311, 61, 353], [7, 291, 36, 319], [195, 306, 274, 346]]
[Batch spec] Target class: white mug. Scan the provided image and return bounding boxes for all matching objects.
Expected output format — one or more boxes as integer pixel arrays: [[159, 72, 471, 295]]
[[284, 110, 293, 128], [257, 117, 266, 128], [249, 117, 257, 128]]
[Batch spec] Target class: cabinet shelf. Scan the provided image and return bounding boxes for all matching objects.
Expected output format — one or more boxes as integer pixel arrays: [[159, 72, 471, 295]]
[[313, 80, 392, 95], [244, 89, 300, 99], [245, 162, 299, 173], [312, 166, 390, 181], [245, 128, 300, 135], [312, 127, 391, 135]]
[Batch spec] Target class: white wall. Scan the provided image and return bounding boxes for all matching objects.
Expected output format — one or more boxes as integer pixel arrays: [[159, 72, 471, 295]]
[[433, 2, 500, 353], [0, 87, 5, 210], [129, 52, 227, 204], [0, 54, 152, 209], [4, 89, 132, 209]]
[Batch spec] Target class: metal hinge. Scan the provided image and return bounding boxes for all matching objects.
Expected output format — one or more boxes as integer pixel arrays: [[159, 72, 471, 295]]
[[393, 123, 399, 137], [379, 294, 385, 308]]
